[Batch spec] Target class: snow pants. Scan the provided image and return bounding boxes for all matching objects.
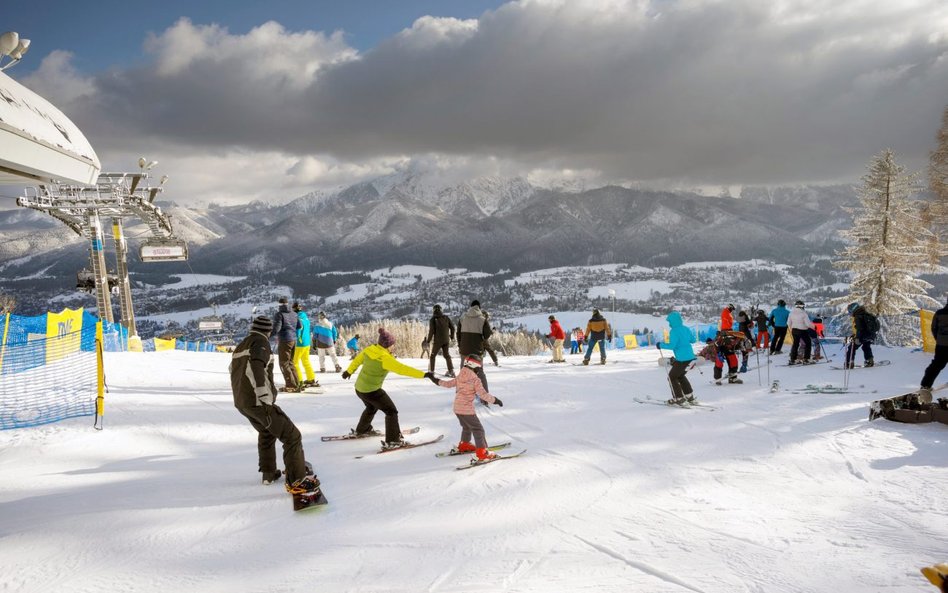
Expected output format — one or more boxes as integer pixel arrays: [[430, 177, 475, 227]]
[[236, 403, 308, 484], [277, 340, 299, 390], [428, 342, 454, 374], [293, 345, 315, 382], [668, 359, 694, 400], [318, 346, 339, 371], [789, 329, 812, 362], [484, 343, 499, 365], [584, 337, 607, 362], [845, 338, 873, 366], [355, 388, 401, 443], [570, 340, 579, 354], [921, 345, 948, 389], [756, 330, 770, 349], [770, 327, 788, 354], [713, 352, 738, 379], [552, 338, 565, 362], [456, 413, 488, 448]]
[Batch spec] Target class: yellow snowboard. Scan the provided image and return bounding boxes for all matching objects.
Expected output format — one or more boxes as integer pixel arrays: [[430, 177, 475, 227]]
[[921, 562, 948, 592]]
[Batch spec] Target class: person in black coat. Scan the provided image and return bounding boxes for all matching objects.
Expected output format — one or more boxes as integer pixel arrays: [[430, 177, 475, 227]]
[[270, 297, 300, 391], [426, 304, 456, 377], [920, 299, 948, 403], [230, 316, 317, 491]]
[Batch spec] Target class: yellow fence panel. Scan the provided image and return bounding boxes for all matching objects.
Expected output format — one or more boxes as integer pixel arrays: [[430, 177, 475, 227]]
[[46, 308, 84, 364], [624, 334, 639, 349], [154, 337, 177, 351]]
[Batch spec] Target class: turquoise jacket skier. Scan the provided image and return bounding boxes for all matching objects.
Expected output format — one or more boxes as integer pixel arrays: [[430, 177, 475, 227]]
[[769, 304, 790, 328], [296, 311, 312, 347], [657, 311, 696, 362]]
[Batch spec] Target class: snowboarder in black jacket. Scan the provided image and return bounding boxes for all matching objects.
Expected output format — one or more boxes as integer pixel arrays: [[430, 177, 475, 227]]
[[844, 302, 877, 369], [230, 316, 317, 493], [270, 297, 300, 392]]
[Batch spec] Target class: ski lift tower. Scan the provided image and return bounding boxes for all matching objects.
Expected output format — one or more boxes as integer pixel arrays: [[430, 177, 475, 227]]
[[17, 159, 188, 350]]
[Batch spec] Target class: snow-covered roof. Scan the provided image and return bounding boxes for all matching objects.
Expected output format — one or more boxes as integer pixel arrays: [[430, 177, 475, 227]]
[[0, 70, 100, 185]]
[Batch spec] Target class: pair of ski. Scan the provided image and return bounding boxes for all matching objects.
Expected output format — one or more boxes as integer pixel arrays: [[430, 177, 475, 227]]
[[633, 395, 717, 411], [778, 359, 831, 368], [323, 427, 525, 467], [830, 360, 891, 370], [437, 442, 528, 470]]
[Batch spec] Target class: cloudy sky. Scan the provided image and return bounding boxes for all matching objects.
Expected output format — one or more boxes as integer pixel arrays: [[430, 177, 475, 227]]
[[6, 0, 948, 205]]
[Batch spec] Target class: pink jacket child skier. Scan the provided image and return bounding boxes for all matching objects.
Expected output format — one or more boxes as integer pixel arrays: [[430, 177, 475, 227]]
[[427, 353, 504, 460]]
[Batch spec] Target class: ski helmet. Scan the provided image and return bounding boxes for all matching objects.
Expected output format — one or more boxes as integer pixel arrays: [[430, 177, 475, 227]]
[[794, 300, 805, 307], [463, 354, 483, 368]]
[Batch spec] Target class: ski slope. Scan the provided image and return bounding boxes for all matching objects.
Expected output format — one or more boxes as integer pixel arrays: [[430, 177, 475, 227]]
[[1, 344, 946, 593]]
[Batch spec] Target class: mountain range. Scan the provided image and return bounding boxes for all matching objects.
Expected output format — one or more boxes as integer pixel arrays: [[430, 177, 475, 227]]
[[0, 172, 858, 305]]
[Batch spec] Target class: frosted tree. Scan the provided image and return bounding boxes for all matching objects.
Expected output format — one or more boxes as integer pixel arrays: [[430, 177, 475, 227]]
[[832, 149, 940, 344], [927, 104, 948, 262]]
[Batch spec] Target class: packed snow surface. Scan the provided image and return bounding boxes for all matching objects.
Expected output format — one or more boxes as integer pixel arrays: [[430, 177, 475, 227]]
[[1, 344, 946, 593]]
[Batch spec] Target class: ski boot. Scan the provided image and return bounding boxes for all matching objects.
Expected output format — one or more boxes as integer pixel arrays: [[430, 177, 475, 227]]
[[475, 447, 497, 461], [667, 397, 686, 406], [335, 364, 342, 373], [582, 359, 589, 366], [350, 427, 381, 438], [302, 379, 319, 388], [918, 386, 933, 404], [728, 375, 743, 384], [381, 439, 408, 451], [455, 441, 476, 454], [262, 469, 282, 485], [683, 392, 696, 404], [739, 363, 748, 373], [599, 359, 607, 365], [864, 359, 874, 367]]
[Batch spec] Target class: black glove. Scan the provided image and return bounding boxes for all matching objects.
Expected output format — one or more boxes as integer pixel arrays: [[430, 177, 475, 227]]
[[493, 397, 503, 407], [341, 371, 351, 380], [656, 344, 661, 350], [423, 371, 439, 385]]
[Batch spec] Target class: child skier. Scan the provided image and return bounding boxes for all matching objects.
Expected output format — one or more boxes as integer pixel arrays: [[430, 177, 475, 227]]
[[699, 331, 744, 385], [427, 353, 504, 460]]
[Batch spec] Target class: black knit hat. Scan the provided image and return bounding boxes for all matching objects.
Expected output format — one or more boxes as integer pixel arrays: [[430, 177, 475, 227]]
[[250, 316, 273, 333], [471, 300, 480, 308]]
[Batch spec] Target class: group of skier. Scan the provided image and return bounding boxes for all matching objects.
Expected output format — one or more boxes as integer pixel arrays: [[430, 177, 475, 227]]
[[229, 299, 504, 497]]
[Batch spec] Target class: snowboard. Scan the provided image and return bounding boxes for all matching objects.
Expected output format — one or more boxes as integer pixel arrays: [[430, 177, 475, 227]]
[[868, 383, 948, 421], [354, 434, 444, 458], [831, 360, 891, 370], [455, 449, 527, 470], [435, 442, 511, 457], [633, 395, 717, 411], [322, 426, 420, 442], [291, 488, 328, 511]]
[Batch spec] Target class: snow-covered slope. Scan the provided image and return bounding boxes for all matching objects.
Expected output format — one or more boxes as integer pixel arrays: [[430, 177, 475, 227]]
[[0, 343, 944, 593]]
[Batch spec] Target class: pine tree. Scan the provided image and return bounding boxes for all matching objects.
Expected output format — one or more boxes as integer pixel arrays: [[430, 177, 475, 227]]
[[927, 104, 948, 262], [832, 149, 940, 344]]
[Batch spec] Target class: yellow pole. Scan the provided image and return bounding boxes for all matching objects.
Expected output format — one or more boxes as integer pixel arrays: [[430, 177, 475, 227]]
[[0, 312, 10, 374], [94, 320, 105, 430]]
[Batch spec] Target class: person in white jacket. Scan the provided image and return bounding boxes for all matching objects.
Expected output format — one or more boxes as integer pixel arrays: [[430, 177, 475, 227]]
[[787, 301, 816, 365]]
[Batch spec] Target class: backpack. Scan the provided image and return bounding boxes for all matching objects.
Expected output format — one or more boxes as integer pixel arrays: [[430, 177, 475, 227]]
[[866, 313, 880, 335]]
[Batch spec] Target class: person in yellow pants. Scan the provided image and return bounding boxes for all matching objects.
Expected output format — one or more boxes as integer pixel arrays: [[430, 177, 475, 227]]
[[292, 302, 318, 389]]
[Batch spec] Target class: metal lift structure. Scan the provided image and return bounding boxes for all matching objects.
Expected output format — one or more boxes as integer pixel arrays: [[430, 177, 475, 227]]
[[17, 161, 188, 350]]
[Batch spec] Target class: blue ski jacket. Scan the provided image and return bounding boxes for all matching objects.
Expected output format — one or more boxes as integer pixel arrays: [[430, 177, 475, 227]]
[[657, 311, 695, 362], [769, 305, 790, 328], [295, 311, 312, 347]]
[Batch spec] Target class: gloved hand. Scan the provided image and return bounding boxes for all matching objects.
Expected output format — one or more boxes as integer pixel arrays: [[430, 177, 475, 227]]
[[655, 343, 661, 350], [423, 371, 438, 384], [493, 397, 503, 407], [341, 371, 351, 380]]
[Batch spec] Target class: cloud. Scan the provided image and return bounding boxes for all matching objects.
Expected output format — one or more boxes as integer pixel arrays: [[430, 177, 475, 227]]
[[17, 0, 948, 203]]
